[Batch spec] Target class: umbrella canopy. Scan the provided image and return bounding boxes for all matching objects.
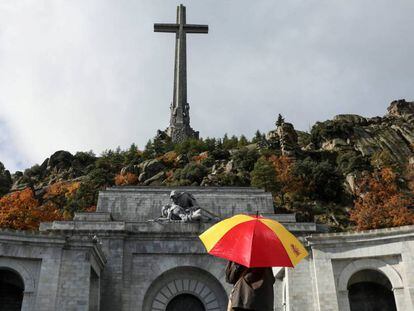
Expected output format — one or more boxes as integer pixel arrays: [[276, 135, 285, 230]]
[[199, 214, 308, 268]]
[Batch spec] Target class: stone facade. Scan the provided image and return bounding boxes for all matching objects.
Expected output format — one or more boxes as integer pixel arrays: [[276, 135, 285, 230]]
[[275, 225, 414, 311], [1, 187, 414, 310], [0, 230, 105, 311]]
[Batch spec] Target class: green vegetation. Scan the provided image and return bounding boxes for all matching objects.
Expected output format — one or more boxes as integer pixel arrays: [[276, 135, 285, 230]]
[[0, 162, 12, 196], [3, 104, 414, 232]]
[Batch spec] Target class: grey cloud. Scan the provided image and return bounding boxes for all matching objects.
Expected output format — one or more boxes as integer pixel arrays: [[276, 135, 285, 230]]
[[0, 0, 413, 171]]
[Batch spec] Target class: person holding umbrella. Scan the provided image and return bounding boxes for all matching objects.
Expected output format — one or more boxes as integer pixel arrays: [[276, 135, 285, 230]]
[[199, 213, 308, 311], [225, 260, 275, 311]]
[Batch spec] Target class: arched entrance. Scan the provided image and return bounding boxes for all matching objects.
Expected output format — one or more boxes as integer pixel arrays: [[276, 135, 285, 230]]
[[143, 266, 228, 311], [348, 269, 397, 311], [0, 268, 24, 311], [166, 293, 206, 311]]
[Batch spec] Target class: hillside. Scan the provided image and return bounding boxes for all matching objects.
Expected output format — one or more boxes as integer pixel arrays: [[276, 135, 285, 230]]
[[1, 99, 414, 231]]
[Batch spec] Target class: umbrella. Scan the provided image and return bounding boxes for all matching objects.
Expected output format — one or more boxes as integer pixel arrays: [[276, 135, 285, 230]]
[[199, 214, 308, 268]]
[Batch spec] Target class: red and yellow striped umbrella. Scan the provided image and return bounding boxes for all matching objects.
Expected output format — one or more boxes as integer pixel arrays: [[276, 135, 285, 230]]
[[199, 214, 308, 268]]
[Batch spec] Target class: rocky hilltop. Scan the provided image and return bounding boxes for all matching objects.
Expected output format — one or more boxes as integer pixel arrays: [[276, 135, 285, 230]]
[[311, 99, 414, 166], [0, 99, 413, 231]]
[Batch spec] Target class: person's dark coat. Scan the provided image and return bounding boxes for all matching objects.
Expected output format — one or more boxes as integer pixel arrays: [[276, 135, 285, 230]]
[[226, 261, 275, 311]]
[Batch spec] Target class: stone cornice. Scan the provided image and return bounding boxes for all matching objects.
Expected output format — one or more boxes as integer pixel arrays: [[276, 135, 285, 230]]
[[306, 225, 414, 246]]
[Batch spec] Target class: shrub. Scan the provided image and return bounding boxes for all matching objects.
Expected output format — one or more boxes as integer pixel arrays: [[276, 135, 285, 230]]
[[293, 157, 344, 202], [251, 157, 279, 194], [174, 163, 208, 184], [337, 151, 371, 175], [232, 148, 259, 172], [0, 162, 12, 197], [114, 173, 138, 186], [0, 188, 63, 230], [310, 121, 354, 147], [350, 168, 414, 230]]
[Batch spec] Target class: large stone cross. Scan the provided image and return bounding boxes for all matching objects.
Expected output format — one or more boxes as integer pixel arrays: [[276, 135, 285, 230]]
[[154, 4, 208, 142]]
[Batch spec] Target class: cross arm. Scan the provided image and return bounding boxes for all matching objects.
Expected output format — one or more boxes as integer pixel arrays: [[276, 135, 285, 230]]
[[154, 23, 179, 33], [183, 24, 209, 34]]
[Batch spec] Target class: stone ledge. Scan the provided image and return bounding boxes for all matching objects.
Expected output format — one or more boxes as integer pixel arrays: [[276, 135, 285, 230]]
[[73, 212, 113, 222], [103, 186, 266, 193], [262, 213, 296, 223], [306, 225, 414, 245], [40, 220, 318, 235], [40, 221, 126, 232]]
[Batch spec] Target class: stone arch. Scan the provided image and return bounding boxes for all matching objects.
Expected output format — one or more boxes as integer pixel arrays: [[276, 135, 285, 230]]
[[338, 258, 403, 292], [143, 266, 228, 311], [0, 258, 35, 293]]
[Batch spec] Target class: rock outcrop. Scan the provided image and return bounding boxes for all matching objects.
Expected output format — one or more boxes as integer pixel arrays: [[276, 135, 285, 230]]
[[138, 159, 165, 183], [267, 120, 300, 156], [315, 99, 414, 166]]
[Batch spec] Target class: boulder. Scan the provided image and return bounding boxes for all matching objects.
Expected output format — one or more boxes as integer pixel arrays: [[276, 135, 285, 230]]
[[333, 114, 367, 125], [321, 138, 349, 151], [120, 164, 141, 176], [211, 161, 225, 175], [345, 173, 358, 195], [387, 99, 414, 118], [225, 160, 235, 174], [276, 122, 300, 156], [138, 159, 165, 182], [143, 171, 165, 186], [266, 129, 278, 141], [47, 150, 74, 172], [176, 154, 189, 166]]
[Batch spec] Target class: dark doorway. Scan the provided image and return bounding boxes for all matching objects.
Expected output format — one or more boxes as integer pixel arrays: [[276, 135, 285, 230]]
[[166, 294, 205, 311], [0, 269, 24, 311], [348, 269, 397, 311]]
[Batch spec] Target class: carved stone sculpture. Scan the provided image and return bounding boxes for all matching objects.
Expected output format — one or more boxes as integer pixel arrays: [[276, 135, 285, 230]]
[[157, 191, 215, 222]]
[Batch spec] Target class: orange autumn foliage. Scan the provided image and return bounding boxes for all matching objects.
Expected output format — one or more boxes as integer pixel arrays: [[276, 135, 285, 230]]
[[0, 188, 64, 230], [268, 155, 303, 205], [44, 181, 81, 200], [85, 205, 97, 213], [350, 168, 414, 230], [404, 162, 414, 192], [114, 172, 138, 186], [159, 151, 179, 166], [192, 151, 209, 164]]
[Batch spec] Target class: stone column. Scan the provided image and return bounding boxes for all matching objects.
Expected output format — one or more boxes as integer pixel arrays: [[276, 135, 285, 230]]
[[100, 238, 125, 311], [21, 291, 34, 311], [401, 241, 414, 310], [337, 290, 350, 311], [285, 258, 316, 311], [312, 257, 340, 311], [393, 287, 408, 311], [35, 254, 63, 310]]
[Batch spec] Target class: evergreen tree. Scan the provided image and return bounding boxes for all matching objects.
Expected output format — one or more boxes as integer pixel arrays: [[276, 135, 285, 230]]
[[251, 157, 280, 194], [0, 162, 11, 197], [238, 135, 249, 147], [276, 114, 285, 127], [252, 130, 265, 144]]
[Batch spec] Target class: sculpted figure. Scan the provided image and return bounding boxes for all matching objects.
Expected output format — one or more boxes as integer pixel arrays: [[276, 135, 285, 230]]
[[159, 190, 211, 222]]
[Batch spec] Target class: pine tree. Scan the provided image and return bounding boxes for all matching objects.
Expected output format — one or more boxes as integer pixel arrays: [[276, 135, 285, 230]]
[[276, 114, 285, 127]]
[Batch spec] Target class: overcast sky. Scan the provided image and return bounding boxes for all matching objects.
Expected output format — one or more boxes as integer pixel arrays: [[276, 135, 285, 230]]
[[0, 0, 413, 172]]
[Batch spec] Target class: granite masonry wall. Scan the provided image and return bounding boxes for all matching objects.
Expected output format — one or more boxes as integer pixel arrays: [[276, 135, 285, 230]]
[[0, 230, 105, 311], [2, 186, 414, 310]]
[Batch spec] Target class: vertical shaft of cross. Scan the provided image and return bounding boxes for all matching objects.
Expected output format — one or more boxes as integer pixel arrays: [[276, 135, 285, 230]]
[[173, 5, 187, 126]]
